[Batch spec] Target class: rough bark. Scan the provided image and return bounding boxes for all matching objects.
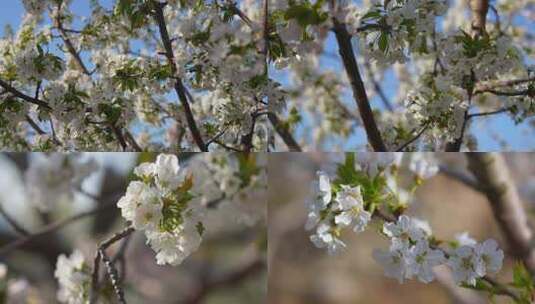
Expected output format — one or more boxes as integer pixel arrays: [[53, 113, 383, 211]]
[[466, 153, 535, 275]]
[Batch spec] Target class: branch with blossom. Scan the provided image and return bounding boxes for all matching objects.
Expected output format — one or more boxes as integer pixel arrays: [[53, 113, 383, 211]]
[[0, 152, 266, 303], [268, 0, 534, 151], [305, 153, 534, 303], [0, 0, 270, 151]]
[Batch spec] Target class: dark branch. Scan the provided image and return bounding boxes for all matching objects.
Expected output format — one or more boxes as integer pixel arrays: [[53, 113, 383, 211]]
[[329, 0, 387, 151], [268, 112, 302, 152], [152, 2, 207, 151]]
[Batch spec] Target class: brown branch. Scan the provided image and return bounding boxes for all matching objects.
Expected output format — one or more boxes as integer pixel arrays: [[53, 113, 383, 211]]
[[469, 0, 490, 37], [475, 77, 535, 92], [124, 130, 143, 152], [25, 115, 46, 135], [91, 226, 135, 304], [395, 123, 429, 151], [474, 88, 531, 97], [0, 203, 116, 258], [268, 112, 302, 151], [466, 153, 535, 276], [439, 165, 484, 193], [329, 0, 387, 151], [0, 79, 51, 109], [152, 2, 207, 151], [445, 0, 489, 151], [467, 107, 514, 119], [53, 1, 92, 76], [183, 257, 265, 304], [110, 124, 128, 151]]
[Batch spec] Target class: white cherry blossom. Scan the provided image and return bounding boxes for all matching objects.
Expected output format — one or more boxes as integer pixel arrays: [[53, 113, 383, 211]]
[[54, 250, 91, 304], [334, 185, 371, 232], [406, 240, 446, 283]]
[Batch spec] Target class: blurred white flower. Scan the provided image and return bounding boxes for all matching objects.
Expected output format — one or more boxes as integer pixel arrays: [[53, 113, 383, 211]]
[[373, 239, 410, 283], [54, 250, 91, 304]]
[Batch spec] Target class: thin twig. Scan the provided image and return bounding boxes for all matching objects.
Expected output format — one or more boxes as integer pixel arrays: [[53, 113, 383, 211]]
[[0, 204, 116, 257], [25, 115, 46, 135], [395, 124, 429, 151], [124, 130, 143, 152], [467, 107, 513, 119], [474, 88, 531, 97], [363, 60, 394, 111], [91, 226, 135, 304], [183, 257, 265, 304], [53, 1, 92, 76], [475, 76, 535, 93]]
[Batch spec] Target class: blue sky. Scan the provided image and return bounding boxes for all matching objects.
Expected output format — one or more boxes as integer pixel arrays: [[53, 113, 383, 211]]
[[1, 1, 534, 151]]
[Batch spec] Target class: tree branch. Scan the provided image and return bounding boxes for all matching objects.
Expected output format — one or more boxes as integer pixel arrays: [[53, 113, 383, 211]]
[[439, 165, 484, 193], [0, 203, 116, 258], [469, 0, 489, 37], [474, 77, 535, 92], [363, 60, 393, 111], [466, 153, 535, 276], [91, 226, 135, 304], [268, 112, 302, 152], [395, 123, 429, 151], [183, 256, 265, 304], [467, 107, 514, 119], [152, 2, 207, 151], [0, 79, 51, 109], [329, 1, 387, 151], [53, 0, 92, 76]]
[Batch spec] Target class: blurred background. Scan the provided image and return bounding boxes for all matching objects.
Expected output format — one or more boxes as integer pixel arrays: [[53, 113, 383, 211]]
[[268, 153, 535, 304], [0, 153, 266, 304]]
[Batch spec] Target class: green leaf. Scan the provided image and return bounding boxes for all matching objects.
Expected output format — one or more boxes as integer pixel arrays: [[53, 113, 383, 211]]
[[378, 31, 389, 53], [196, 221, 205, 236], [237, 154, 261, 189], [284, 2, 327, 27], [361, 10, 382, 20], [334, 153, 357, 185], [512, 261, 534, 303]]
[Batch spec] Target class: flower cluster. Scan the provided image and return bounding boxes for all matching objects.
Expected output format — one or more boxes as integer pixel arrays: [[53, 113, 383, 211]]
[[117, 154, 204, 265], [14, 47, 65, 82], [306, 172, 371, 254], [198, 153, 267, 226], [374, 216, 445, 283], [21, 0, 47, 15], [374, 216, 504, 286], [54, 250, 92, 304], [358, 0, 447, 65], [268, 0, 533, 151], [25, 154, 97, 211], [306, 153, 439, 255], [447, 235, 504, 286], [0, 0, 270, 151], [306, 153, 504, 288]]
